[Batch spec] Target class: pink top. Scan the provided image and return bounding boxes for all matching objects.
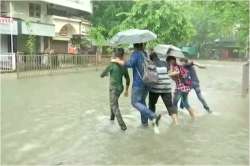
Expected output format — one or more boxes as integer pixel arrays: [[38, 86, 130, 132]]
[[172, 64, 191, 93]]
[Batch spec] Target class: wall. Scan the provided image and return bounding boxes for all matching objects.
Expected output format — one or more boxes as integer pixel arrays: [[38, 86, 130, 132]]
[[52, 16, 81, 35], [0, 35, 9, 53], [10, 1, 48, 24], [42, 0, 92, 14]]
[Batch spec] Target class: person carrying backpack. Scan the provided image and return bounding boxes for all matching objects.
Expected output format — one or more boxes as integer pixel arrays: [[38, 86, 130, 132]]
[[148, 52, 179, 125], [167, 56, 196, 120], [112, 43, 161, 134], [180, 59, 212, 113]]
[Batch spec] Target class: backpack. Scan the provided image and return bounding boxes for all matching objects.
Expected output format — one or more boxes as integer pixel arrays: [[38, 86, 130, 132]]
[[136, 51, 159, 85], [178, 65, 192, 86]]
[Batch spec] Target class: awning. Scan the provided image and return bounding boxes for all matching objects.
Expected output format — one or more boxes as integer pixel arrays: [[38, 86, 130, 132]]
[[52, 36, 70, 41], [21, 21, 55, 37], [0, 17, 18, 35]]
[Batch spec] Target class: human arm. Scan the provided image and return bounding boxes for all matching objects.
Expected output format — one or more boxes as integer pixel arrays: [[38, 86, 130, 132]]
[[168, 65, 180, 77], [111, 52, 139, 68], [100, 64, 111, 78], [111, 57, 125, 65], [124, 52, 138, 68], [193, 61, 206, 69], [123, 68, 130, 97]]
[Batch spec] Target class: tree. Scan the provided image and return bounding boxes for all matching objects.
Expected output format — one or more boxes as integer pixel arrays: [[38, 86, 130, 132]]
[[23, 21, 36, 55], [112, 0, 195, 47], [182, 1, 249, 53], [90, 1, 134, 39]]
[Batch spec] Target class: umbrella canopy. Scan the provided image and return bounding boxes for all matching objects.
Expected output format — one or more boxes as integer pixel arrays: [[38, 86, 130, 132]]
[[154, 44, 185, 59], [109, 29, 157, 46]]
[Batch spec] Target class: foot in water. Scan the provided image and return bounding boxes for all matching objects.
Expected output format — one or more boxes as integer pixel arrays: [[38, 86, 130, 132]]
[[153, 114, 161, 134], [204, 106, 212, 113], [210, 111, 221, 116], [120, 124, 127, 131]]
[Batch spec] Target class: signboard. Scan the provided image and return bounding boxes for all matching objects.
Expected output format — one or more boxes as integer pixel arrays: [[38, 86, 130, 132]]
[[0, 17, 13, 24], [21, 21, 55, 37], [0, 17, 18, 35]]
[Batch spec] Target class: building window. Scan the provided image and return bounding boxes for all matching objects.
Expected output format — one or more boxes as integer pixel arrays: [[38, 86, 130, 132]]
[[29, 3, 41, 18], [1, 1, 9, 16]]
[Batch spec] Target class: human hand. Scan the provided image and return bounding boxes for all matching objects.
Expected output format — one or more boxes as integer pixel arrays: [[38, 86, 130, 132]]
[[111, 58, 125, 65]]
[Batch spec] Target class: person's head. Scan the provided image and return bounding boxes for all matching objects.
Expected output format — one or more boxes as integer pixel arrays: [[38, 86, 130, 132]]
[[178, 58, 188, 66], [166, 56, 176, 65], [133, 43, 144, 50], [149, 52, 158, 61], [114, 48, 125, 59]]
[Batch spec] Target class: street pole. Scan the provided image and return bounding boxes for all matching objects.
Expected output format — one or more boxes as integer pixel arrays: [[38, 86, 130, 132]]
[[9, 1, 15, 71], [9, 1, 13, 54]]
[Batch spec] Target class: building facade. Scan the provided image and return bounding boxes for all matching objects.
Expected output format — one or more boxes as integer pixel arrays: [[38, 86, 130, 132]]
[[0, 0, 92, 55]]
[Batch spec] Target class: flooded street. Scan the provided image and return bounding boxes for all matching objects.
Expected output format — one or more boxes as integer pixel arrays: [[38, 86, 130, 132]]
[[1, 60, 249, 165]]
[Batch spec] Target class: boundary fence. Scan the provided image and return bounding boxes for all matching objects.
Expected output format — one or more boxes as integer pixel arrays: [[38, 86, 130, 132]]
[[15, 54, 111, 78], [0, 53, 16, 72]]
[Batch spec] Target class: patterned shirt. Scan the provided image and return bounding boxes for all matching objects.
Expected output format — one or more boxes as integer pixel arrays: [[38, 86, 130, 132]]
[[172, 64, 191, 93]]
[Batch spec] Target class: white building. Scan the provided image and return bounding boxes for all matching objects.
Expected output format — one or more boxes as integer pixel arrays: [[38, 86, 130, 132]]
[[0, 0, 92, 55]]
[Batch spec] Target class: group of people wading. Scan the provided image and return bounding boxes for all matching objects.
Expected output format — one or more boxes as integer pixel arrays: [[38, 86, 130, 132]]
[[101, 43, 211, 134]]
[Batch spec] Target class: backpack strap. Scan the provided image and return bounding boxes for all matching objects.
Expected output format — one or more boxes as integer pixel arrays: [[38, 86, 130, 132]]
[[135, 66, 143, 80], [135, 51, 146, 81]]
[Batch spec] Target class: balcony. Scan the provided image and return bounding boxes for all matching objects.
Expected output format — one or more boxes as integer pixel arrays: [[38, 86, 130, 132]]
[[42, 0, 92, 14]]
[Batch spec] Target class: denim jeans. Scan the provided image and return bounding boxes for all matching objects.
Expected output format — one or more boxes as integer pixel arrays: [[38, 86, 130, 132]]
[[173, 90, 191, 110], [192, 82, 209, 110], [131, 86, 156, 125]]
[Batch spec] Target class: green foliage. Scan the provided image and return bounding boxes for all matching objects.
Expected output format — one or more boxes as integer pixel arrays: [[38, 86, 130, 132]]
[[91, 0, 194, 47], [24, 35, 36, 55], [183, 1, 249, 49], [88, 26, 106, 46], [90, 1, 134, 39], [23, 21, 36, 55], [115, 0, 195, 45], [90, 0, 249, 55]]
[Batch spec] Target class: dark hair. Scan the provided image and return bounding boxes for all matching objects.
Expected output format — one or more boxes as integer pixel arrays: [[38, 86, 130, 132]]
[[133, 43, 143, 50], [166, 56, 176, 62], [149, 52, 158, 61], [180, 58, 188, 63], [114, 48, 124, 57]]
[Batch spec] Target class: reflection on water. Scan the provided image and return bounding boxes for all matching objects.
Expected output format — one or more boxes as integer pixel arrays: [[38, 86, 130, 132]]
[[1, 61, 249, 165]]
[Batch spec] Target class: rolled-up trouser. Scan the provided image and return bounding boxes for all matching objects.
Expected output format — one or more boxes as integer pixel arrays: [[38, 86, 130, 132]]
[[173, 90, 191, 110], [132, 86, 156, 125], [149, 92, 177, 116], [109, 88, 126, 127]]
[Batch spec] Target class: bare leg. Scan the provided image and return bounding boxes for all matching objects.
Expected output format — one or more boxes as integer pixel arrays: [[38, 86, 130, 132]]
[[182, 92, 196, 120], [187, 107, 196, 121], [171, 113, 179, 125]]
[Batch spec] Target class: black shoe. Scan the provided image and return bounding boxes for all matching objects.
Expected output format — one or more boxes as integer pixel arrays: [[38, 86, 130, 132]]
[[110, 115, 115, 121], [141, 122, 149, 127], [180, 102, 184, 109], [155, 114, 161, 126], [204, 106, 212, 113], [120, 124, 127, 131]]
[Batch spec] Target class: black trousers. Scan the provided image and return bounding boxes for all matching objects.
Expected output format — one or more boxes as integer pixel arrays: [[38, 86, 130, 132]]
[[149, 92, 177, 116]]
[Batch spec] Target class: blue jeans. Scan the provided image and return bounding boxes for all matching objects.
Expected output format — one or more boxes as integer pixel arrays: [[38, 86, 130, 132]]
[[192, 82, 209, 110], [173, 90, 191, 110], [132, 86, 156, 125]]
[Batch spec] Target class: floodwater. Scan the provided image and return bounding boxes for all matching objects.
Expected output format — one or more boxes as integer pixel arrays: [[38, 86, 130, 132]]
[[1, 60, 249, 165]]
